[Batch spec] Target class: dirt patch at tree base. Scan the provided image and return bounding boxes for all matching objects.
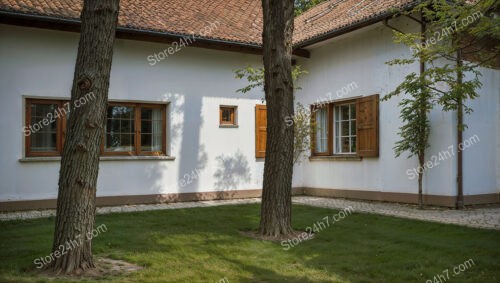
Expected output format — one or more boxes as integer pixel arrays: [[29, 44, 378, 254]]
[[39, 257, 143, 279]]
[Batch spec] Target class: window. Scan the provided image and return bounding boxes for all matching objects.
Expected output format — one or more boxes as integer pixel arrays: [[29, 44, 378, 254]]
[[24, 99, 166, 157], [311, 94, 379, 157], [219, 106, 237, 126], [314, 106, 330, 154], [140, 107, 164, 152], [24, 99, 67, 157], [103, 103, 166, 156], [334, 103, 356, 154]]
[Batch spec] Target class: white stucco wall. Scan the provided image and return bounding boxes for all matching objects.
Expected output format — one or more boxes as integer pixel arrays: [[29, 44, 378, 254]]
[[294, 20, 499, 197], [461, 66, 500, 195], [0, 24, 283, 201], [0, 20, 497, 203]]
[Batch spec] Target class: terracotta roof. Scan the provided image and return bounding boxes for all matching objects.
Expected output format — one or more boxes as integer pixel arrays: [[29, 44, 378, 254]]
[[0, 0, 418, 48], [294, 0, 417, 46], [0, 0, 263, 45]]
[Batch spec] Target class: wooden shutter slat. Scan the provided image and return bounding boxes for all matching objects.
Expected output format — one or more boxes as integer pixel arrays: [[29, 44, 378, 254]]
[[356, 94, 379, 157], [255, 104, 267, 158]]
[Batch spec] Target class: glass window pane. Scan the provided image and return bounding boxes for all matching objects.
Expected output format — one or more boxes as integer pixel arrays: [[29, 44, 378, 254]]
[[141, 108, 153, 120], [29, 103, 58, 152], [105, 106, 135, 152], [334, 103, 357, 154], [341, 105, 349, 120], [220, 107, 235, 124], [141, 108, 162, 152], [141, 119, 152, 133], [121, 120, 133, 133], [222, 109, 231, 121], [350, 104, 356, 119], [341, 121, 349, 136], [341, 137, 350, 153], [107, 119, 120, 133], [31, 132, 57, 152], [315, 107, 328, 153], [335, 136, 341, 153]]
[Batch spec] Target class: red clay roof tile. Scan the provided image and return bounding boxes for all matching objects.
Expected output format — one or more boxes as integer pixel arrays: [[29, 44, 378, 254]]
[[0, 0, 418, 47], [294, 0, 416, 46]]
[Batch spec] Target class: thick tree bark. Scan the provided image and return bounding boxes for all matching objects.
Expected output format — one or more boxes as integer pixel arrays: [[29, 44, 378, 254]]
[[258, 0, 295, 237], [49, 0, 120, 274]]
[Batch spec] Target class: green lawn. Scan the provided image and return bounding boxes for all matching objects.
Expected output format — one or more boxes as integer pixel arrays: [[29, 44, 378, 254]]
[[0, 204, 499, 282]]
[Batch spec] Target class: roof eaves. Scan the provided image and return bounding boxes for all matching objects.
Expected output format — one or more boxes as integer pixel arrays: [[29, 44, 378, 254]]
[[0, 9, 263, 48], [294, 1, 419, 48]]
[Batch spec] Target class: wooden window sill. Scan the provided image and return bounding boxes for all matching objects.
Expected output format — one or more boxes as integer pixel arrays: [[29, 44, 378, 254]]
[[19, 156, 176, 162], [219, 124, 238, 128], [309, 155, 362, 161]]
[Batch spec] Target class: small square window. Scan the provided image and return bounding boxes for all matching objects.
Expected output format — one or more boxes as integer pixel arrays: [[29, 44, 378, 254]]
[[219, 106, 237, 126]]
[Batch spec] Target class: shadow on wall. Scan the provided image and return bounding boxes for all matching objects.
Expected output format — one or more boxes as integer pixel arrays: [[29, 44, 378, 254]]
[[213, 150, 252, 199], [163, 93, 186, 153], [164, 91, 207, 193]]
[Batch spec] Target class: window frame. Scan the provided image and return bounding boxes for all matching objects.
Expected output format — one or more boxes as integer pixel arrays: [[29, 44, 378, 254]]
[[24, 98, 167, 158], [219, 106, 237, 126], [333, 102, 357, 155], [311, 99, 358, 157], [25, 99, 67, 157], [101, 102, 167, 157]]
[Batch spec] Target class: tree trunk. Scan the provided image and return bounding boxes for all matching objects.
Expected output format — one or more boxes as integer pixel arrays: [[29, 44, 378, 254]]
[[49, 0, 120, 274], [258, 0, 295, 237], [418, 154, 424, 209], [418, 20, 426, 210], [456, 47, 464, 209]]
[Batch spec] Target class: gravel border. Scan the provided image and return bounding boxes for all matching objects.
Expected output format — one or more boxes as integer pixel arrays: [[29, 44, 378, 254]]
[[1, 196, 498, 230]]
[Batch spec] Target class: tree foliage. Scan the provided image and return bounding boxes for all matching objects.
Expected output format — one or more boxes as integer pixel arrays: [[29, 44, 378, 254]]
[[383, 74, 432, 159], [234, 64, 307, 94], [388, 0, 498, 125], [385, 0, 498, 207], [294, 0, 327, 16], [234, 64, 310, 164]]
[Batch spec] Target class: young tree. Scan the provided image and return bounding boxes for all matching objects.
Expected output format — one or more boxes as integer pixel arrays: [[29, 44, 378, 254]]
[[49, 0, 120, 274], [386, 0, 498, 208], [259, 0, 295, 237], [418, 0, 498, 208], [382, 74, 433, 208]]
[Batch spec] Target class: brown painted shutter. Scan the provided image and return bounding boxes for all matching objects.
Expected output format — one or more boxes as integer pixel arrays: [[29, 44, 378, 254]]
[[255, 104, 267, 158], [356, 94, 379, 157]]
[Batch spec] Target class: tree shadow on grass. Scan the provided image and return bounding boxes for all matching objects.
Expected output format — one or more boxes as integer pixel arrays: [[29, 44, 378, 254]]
[[8, 204, 499, 282], [91, 205, 351, 282]]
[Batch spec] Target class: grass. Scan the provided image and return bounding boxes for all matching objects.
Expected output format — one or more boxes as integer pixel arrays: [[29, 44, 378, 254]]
[[0, 204, 499, 282]]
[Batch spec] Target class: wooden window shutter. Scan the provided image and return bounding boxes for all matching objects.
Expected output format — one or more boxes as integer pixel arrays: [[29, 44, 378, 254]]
[[356, 94, 379, 157], [255, 104, 267, 158]]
